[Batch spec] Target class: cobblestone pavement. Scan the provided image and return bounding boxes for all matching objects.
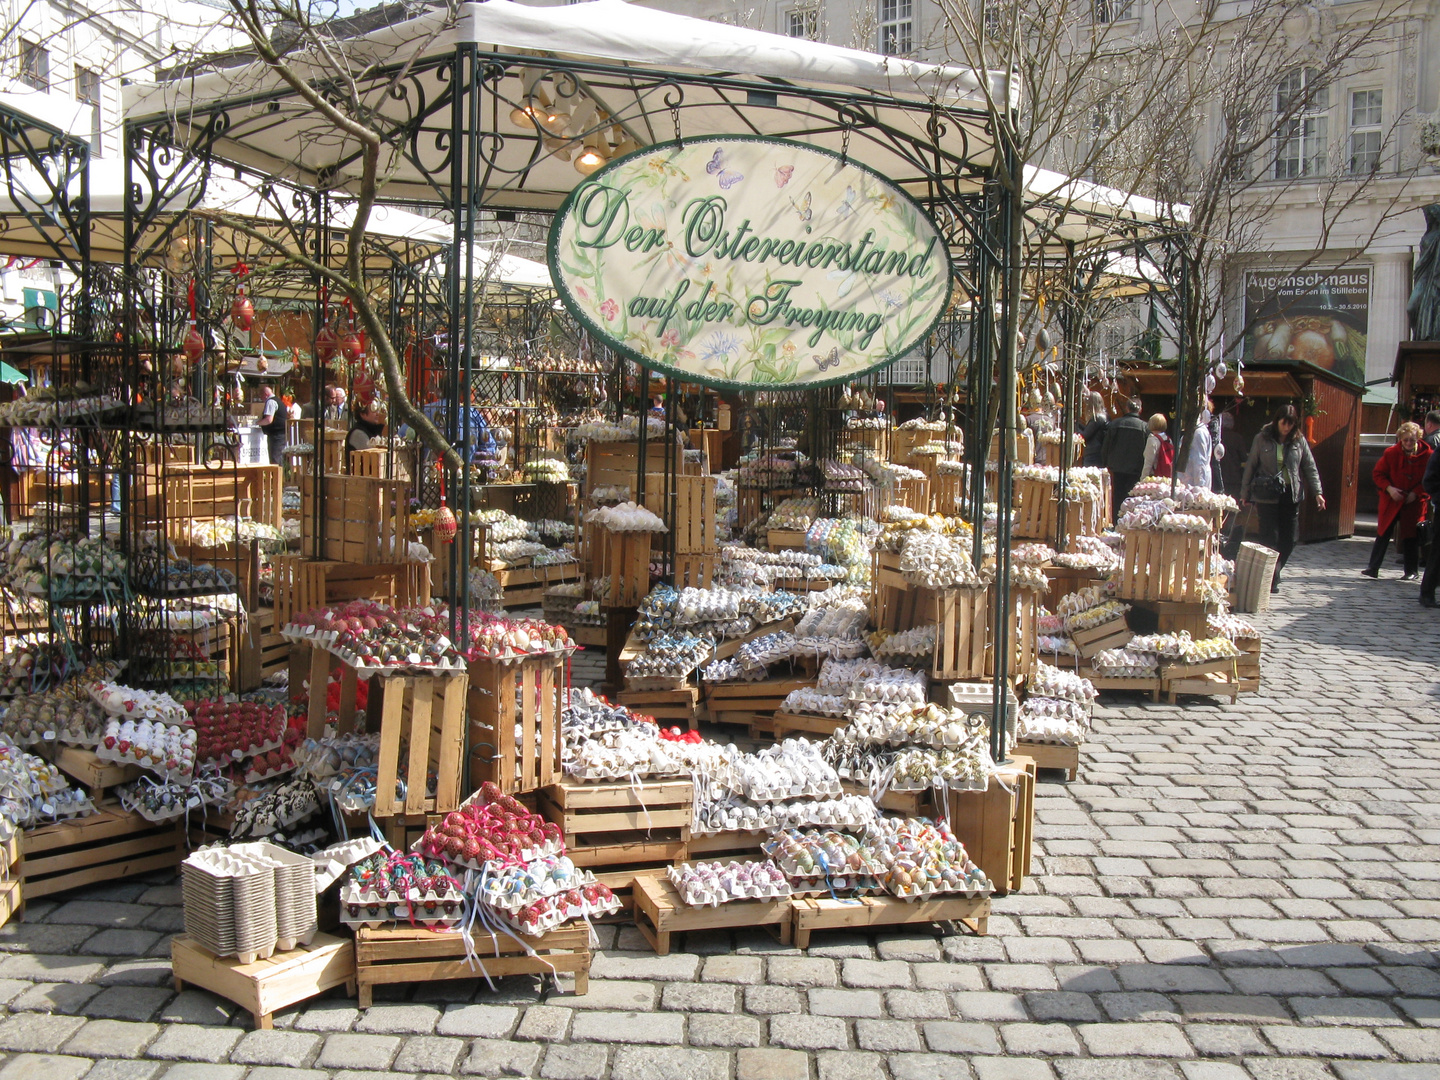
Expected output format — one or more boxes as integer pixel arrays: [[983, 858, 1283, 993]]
[[0, 537, 1436, 1080]]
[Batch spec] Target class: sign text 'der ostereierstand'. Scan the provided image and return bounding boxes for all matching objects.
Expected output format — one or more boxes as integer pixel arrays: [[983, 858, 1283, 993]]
[[547, 136, 953, 390]]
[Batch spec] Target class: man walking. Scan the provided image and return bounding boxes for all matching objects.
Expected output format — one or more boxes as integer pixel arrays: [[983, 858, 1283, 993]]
[[1102, 397, 1149, 517]]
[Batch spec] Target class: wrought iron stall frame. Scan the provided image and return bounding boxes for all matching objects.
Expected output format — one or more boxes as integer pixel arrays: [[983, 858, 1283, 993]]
[[122, 40, 1022, 755]]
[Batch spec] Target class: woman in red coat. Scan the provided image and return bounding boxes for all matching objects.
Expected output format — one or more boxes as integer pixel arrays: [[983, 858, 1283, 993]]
[[1363, 422, 1432, 580]]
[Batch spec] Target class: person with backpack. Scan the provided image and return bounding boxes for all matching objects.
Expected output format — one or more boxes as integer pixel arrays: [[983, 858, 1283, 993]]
[[1101, 397, 1150, 517], [1141, 414, 1174, 479]]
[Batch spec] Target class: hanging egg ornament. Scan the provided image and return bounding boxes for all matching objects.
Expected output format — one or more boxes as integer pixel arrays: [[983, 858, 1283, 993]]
[[230, 289, 254, 330], [1204, 373, 1217, 394], [183, 325, 205, 362], [434, 503, 458, 544], [341, 329, 365, 362], [1215, 362, 1228, 379], [1233, 374, 1245, 396], [315, 323, 338, 362]]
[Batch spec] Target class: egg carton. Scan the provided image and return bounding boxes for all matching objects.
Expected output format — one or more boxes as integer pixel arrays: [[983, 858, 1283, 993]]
[[480, 867, 601, 913], [490, 892, 622, 937], [340, 883, 466, 928], [243, 759, 298, 785]]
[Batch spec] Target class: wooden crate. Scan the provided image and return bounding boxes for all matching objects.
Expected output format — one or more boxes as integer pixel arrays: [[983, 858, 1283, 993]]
[[1071, 617, 1133, 660], [164, 464, 284, 532], [894, 476, 930, 513], [1015, 740, 1081, 781], [1083, 670, 1162, 701], [933, 587, 988, 680], [1015, 477, 1107, 543], [770, 710, 849, 741], [1161, 657, 1240, 703], [53, 747, 142, 803], [1148, 599, 1216, 638], [987, 586, 1041, 679], [371, 673, 469, 840], [497, 562, 581, 609], [673, 553, 718, 590], [889, 428, 930, 464], [615, 687, 700, 728], [948, 757, 1035, 897], [468, 654, 564, 795], [172, 932, 355, 1030], [1044, 564, 1110, 613], [1236, 637, 1262, 682], [0, 834, 21, 928], [767, 529, 808, 551], [597, 528, 652, 608], [872, 551, 935, 634], [934, 470, 966, 516], [706, 677, 814, 730], [23, 805, 186, 900], [672, 475, 717, 553], [585, 441, 640, 496], [538, 780, 692, 870], [273, 557, 430, 628], [351, 445, 416, 483], [1116, 529, 1213, 603], [354, 924, 589, 1007], [632, 874, 791, 956], [300, 473, 410, 565], [790, 893, 990, 950]]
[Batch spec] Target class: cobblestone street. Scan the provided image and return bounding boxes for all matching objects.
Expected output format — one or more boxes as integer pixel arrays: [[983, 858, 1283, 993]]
[[0, 536, 1435, 1080]]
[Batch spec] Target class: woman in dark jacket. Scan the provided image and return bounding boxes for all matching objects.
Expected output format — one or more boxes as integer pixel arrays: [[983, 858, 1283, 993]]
[[1240, 404, 1325, 593], [1080, 391, 1108, 468], [1362, 422, 1431, 580]]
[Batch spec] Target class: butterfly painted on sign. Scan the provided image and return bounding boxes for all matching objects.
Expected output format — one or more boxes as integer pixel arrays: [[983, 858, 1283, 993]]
[[774, 164, 794, 188], [790, 191, 812, 225], [705, 148, 744, 190], [814, 347, 841, 372]]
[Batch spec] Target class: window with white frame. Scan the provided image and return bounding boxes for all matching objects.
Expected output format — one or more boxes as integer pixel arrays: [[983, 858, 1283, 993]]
[[1348, 89, 1382, 174], [76, 67, 101, 156], [878, 0, 913, 55], [1093, 0, 1134, 23], [1273, 68, 1329, 180], [788, 6, 820, 39]]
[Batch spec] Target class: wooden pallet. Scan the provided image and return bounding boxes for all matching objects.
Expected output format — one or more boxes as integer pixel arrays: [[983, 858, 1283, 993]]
[[1014, 740, 1081, 781], [23, 805, 186, 899], [53, 747, 143, 803], [371, 673, 469, 843], [615, 687, 700, 727], [790, 893, 990, 950], [705, 677, 814, 730], [633, 874, 791, 956], [948, 757, 1035, 897], [1116, 529, 1213, 603], [172, 933, 355, 1030], [538, 780, 692, 870], [468, 654, 564, 795], [1071, 617, 1133, 659], [354, 924, 589, 1007], [933, 586, 988, 680], [273, 556, 430, 628]]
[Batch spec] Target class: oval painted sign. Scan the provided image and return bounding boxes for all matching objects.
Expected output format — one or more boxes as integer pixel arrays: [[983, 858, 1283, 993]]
[[548, 136, 952, 389]]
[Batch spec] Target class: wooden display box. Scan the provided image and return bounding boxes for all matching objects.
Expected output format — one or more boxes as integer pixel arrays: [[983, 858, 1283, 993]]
[[1015, 476, 1107, 543], [165, 464, 284, 532], [273, 557, 430, 629], [1116, 529, 1213, 603], [767, 529, 808, 551], [597, 528, 652, 608], [770, 710, 849, 741], [1044, 564, 1109, 613], [1071, 617, 1132, 659], [633, 874, 791, 956], [706, 676, 814, 731], [585, 441, 640, 496], [350, 445, 416, 483], [673, 553, 718, 589], [370, 672, 468, 844], [300, 473, 411, 565], [671, 475, 717, 553], [987, 586, 1041, 679], [23, 805, 186, 900], [1161, 657, 1241, 704], [1082, 669, 1162, 701], [790, 893, 989, 950], [934, 470, 966, 516], [538, 779, 692, 871], [497, 562, 581, 608], [933, 586, 988, 680], [0, 835, 21, 929], [54, 747, 142, 802], [354, 924, 589, 1007], [872, 551, 932, 634], [894, 475, 930, 513], [172, 933, 355, 1030], [948, 757, 1035, 897], [615, 687, 700, 727], [889, 427, 930, 464], [1148, 599, 1216, 638], [468, 654, 564, 795], [1015, 740, 1081, 781]]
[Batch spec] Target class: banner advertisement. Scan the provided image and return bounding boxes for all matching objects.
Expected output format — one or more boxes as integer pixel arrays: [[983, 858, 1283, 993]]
[[548, 135, 952, 389], [1244, 267, 1370, 387]]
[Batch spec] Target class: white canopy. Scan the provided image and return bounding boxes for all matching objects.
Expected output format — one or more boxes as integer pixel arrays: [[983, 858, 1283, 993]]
[[122, 0, 1007, 210]]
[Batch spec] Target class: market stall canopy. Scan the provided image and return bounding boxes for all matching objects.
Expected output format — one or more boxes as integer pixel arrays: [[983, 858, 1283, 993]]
[[0, 158, 451, 265], [431, 244, 555, 298], [1019, 166, 1189, 253], [121, 0, 1010, 210], [0, 88, 92, 145]]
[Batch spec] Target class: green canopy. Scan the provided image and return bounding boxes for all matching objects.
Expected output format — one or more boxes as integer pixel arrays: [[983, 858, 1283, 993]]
[[0, 362, 26, 384]]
